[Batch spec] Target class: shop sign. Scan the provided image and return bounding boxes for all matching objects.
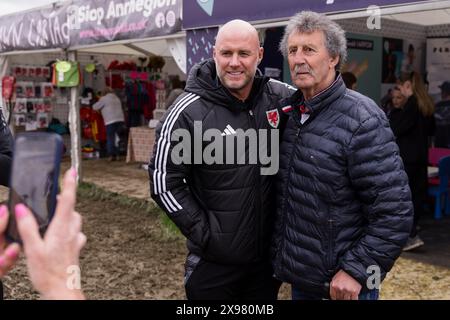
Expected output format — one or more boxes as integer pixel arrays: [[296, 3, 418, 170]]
[[0, 3, 71, 53], [0, 0, 182, 53], [67, 0, 182, 46], [347, 38, 374, 50], [426, 37, 450, 95]]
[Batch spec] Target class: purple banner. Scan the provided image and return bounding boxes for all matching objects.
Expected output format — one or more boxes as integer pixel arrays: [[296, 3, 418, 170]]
[[0, 0, 182, 53], [186, 27, 218, 72], [183, 0, 429, 29], [68, 0, 182, 47]]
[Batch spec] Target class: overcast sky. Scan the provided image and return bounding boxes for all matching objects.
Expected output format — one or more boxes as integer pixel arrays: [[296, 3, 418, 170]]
[[0, 0, 60, 17]]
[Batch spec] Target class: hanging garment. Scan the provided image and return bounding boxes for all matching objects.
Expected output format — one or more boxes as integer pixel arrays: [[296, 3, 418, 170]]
[[125, 80, 142, 127], [2, 76, 15, 99], [142, 81, 156, 120], [125, 80, 157, 123], [91, 110, 107, 143], [80, 106, 106, 142], [105, 73, 124, 89]]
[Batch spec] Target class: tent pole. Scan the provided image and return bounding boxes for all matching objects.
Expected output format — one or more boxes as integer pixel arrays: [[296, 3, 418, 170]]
[[68, 50, 82, 182]]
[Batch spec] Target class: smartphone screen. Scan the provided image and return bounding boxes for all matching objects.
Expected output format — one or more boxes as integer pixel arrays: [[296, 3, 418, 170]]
[[6, 132, 62, 243]]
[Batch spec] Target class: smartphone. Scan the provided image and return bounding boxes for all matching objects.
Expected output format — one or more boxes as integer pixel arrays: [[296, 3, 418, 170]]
[[6, 132, 63, 243]]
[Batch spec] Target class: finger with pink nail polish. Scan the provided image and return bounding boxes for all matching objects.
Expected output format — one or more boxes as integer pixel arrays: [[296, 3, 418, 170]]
[[15, 204, 29, 219]]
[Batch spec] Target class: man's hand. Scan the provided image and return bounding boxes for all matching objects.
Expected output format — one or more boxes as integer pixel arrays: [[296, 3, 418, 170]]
[[0, 206, 21, 278], [330, 269, 362, 300]]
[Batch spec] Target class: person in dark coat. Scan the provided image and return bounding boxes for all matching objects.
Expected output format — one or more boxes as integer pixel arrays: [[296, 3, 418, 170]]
[[165, 76, 185, 109], [390, 71, 435, 251], [391, 86, 407, 109], [0, 108, 12, 299], [0, 110, 12, 187], [341, 72, 357, 90], [272, 11, 413, 300]]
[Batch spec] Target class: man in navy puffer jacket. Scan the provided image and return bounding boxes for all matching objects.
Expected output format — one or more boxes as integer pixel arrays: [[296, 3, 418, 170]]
[[272, 11, 413, 300]]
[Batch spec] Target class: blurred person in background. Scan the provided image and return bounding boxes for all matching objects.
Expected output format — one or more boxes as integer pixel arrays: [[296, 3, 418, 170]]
[[93, 87, 125, 161], [391, 86, 407, 110], [165, 76, 185, 109], [434, 81, 450, 148], [341, 72, 357, 90], [390, 71, 435, 251], [380, 88, 394, 115]]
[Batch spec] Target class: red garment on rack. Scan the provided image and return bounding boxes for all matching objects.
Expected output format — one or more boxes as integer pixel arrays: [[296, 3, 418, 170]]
[[2, 76, 15, 99], [80, 106, 92, 122], [80, 106, 106, 142], [80, 106, 93, 139], [91, 111, 106, 142], [106, 74, 125, 89], [143, 81, 156, 120]]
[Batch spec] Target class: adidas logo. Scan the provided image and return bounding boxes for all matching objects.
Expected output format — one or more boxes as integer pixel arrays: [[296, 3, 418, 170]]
[[221, 124, 237, 136]]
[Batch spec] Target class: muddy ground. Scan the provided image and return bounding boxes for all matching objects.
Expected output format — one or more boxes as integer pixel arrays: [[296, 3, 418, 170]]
[[2, 183, 187, 299], [1, 158, 450, 300], [2, 181, 292, 300]]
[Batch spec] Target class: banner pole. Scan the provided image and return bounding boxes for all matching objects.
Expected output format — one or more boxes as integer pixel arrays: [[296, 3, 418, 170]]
[[68, 50, 82, 182]]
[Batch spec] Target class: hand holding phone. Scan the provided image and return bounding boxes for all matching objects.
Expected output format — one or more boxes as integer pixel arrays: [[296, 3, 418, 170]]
[[6, 132, 63, 243], [1, 169, 85, 299]]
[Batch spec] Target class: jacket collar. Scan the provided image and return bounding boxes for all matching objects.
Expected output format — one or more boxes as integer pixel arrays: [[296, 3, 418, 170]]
[[284, 72, 346, 116]]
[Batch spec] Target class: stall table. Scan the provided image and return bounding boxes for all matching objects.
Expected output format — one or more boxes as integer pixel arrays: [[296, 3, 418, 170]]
[[126, 126, 156, 163]]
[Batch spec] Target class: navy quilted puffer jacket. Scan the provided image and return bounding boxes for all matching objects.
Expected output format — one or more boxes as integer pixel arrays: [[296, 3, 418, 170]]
[[272, 74, 413, 297]]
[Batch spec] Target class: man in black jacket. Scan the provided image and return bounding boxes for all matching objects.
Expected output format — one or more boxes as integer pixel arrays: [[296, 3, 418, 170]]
[[0, 110, 12, 187], [272, 11, 413, 300], [0, 108, 13, 299], [149, 20, 293, 299]]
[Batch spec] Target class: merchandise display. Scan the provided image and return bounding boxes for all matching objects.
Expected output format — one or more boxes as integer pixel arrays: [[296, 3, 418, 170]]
[[3, 55, 180, 163], [5, 64, 57, 131], [52, 61, 81, 87]]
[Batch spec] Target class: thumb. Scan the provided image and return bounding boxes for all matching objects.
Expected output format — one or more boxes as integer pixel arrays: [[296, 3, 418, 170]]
[[0, 205, 8, 234], [15, 204, 43, 252]]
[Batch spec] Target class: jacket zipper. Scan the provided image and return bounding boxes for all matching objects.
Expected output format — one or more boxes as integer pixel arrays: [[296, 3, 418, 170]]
[[248, 109, 263, 259], [327, 216, 334, 278], [275, 125, 301, 276]]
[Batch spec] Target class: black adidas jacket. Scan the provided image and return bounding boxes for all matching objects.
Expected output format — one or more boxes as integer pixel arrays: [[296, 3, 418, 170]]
[[149, 59, 294, 264]]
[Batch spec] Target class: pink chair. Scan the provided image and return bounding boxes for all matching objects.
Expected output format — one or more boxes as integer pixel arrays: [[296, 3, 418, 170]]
[[429, 147, 450, 167]]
